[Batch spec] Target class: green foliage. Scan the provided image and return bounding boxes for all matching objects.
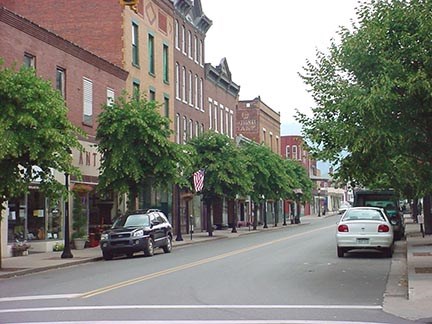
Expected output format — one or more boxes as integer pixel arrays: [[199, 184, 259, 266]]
[[296, 0, 432, 196], [242, 142, 298, 202], [0, 60, 82, 210], [72, 193, 87, 239], [188, 131, 253, 200], [96, 93, 181, 203]]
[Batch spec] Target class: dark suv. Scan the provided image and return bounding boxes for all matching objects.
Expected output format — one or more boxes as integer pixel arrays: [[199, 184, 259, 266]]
[[100, 209, 173, 260]]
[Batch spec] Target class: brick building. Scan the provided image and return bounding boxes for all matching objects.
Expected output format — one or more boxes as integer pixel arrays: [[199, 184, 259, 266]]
[[0, 6, 128, 255], [204, 57, 240, 229], [172, 0, 212, 144], [237, 96, 281, 155]]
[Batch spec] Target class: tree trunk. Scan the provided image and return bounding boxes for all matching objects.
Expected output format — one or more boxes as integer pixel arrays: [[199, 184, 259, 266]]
[[423, 194, 431, 234], [412, 198, 419, 223], [204, 198, 213, 237], [253, 202, 258, 230]]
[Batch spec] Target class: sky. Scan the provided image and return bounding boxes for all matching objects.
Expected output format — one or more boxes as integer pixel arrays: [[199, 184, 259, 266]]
[[200, 0, 360, 136]]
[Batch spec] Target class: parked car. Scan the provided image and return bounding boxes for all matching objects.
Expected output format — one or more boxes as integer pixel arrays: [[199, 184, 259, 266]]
[[353, 189, 405, 240], [336, 207, 394, 258], [100, 209, 173, 260], [338, 201, 352, 214]]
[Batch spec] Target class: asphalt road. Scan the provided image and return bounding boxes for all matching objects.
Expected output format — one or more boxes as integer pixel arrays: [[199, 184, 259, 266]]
[[0, 216, 417, 324]]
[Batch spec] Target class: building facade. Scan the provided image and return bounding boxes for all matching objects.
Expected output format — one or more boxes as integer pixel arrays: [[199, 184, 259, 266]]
[[0, 6, 128, 255], [236, 96, 281, 155]]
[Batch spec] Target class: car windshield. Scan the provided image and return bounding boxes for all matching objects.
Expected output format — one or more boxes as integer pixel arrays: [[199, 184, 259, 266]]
[[113, 214, 150, 228], [343, 209, 384, 221]]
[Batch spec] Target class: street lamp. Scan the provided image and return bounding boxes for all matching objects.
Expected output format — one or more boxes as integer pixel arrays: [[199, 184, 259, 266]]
[[61, 171, 73, 259], [262, 195, 268, 228], [318, 187, 321, 217]]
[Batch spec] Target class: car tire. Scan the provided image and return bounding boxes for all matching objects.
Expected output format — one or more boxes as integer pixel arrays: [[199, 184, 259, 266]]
[[162, 235, 172, 253], [337, 247, 345, 258], [103, 251, 113, 260], [144, 237, 154, 257]]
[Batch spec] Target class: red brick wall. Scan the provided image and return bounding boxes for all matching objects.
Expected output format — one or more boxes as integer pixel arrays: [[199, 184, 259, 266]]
[[0, 0, 124, 66], [0, 8, 127, 138]]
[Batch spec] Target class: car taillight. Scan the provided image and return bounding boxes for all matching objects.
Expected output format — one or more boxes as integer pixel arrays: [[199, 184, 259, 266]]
[[378, 224, 390, 232], [338, 224, 349, 232]]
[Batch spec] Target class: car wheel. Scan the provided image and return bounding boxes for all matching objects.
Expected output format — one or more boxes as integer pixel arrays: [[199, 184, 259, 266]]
[[162, 235, 172, 253], [144, 237, 154, 257], [103, 251, 113, 260], [337, 247, 345, 258]]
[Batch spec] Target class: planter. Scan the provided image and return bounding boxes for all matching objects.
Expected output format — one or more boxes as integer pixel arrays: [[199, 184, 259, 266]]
[[73, 238, 86, 250], [12, 244, 31, 257]]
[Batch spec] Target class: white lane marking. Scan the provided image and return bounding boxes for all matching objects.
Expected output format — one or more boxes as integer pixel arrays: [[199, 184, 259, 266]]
[[0, 294, 81, 303], [0, 304, 382, 313], [6, 321, 394, 324]]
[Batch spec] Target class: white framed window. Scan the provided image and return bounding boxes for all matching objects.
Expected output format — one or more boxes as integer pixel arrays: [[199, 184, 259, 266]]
[[225, 108, 229, 136], [214, 101, 218, 132], [183, 116, 187, 143], [175, 63, 180, 99], [220, 105, 224, 134], [195, 121, 200, 136], [188, 30, 192, 59], [175, 113, 180, 144], [106, 88, 114, 107], [292, 145, 298, 160], [194, 35, 198, 63], [188, 71, 193, 106], [285, 145, 290, 159], [83, 78, 93, 125], [199, 39, 204, 66], [181, 25, 186, 54], [189, 119, 193, 139], [229, 111, 234, 138], [56, 67, 66, 98], [194, 74, 199, 109], [175, 20, 179, 49], [199, 78, 203, 110], [208, 100, 213, 129], [132, 22, 139, 66], [182, 67, 187, 102]]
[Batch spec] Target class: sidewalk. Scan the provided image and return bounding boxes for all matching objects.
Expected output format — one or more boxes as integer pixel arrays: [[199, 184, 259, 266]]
[[1, 213, 431, 321], [383, 216, 432, 321]]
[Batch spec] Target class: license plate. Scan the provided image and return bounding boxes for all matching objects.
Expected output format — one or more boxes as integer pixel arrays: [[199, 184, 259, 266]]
[[357, 238, 369, 244]]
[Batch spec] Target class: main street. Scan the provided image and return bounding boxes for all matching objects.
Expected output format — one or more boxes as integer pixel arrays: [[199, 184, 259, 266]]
[[0, 215, 415, 324]]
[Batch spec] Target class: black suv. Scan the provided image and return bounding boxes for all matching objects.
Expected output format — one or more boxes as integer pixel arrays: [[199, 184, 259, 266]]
[[100, 209, 173, 260]]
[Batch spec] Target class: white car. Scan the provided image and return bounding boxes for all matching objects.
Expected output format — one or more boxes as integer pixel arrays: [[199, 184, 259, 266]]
[[338, 201, 352, 214], [336, 207, 394, 258]]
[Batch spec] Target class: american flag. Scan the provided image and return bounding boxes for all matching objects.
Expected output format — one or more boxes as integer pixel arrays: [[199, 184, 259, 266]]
[[193, 169, 205, 192]]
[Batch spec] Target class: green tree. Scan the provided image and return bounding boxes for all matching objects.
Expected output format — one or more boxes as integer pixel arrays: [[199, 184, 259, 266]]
[[296, 0, 432, 231], [0, 61, 82, 266], [188, 132, 253, 236], [96, 93, 180, 211]]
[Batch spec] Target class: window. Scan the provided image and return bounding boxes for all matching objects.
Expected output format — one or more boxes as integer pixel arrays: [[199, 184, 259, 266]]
[[225, 108, 229, 136], [182, 67, 186, 102], [214, 102, 218, 132], [199, 78, 203, 110], [220, 105, 224, 133], [262, 129, 266, 145], [194, 75, 198, 108], [132, 22, 139, 66], [175, 20, 179, 49], [133, 80, 140, 99], [183, 116, 187, 143], [285, 145, 290, 159], [292, 145, 298, 160], [23, 53, 35, 68], [209, 101, 213, 129], [107, 88, 115, 107], [195, 121, 200, 136], [181, 25, 186, 54], [194, 36, 198, 63], [148, 33, 155, 75], [175, 63, 180, 99], [163, 44, 169, 83], [229, 111, 234, 138], [189, 119, 193, 139], [164, 95, 169, 118], [149, 88, 156, 101], [56, 67, 65, 98], [175, 114, 180, 144], [83, 78, 93, 125], [270, 133, 273, 152], [188, 71, 193, 106], [188, 31, 193, 59]]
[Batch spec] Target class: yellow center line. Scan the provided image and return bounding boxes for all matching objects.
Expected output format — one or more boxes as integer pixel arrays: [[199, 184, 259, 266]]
[[81, 224, 333, 299]]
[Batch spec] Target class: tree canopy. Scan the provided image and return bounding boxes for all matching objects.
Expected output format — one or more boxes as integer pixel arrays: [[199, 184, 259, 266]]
[[0, 61, 82, 207], [296, 0, 432, 197], [96, 93, 180, 208]]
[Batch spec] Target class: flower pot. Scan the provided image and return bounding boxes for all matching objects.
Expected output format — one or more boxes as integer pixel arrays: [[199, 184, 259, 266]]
[[73, 238, 86, 250]]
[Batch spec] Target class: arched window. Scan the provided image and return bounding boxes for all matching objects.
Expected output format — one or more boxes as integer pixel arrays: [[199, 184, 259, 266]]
[[292, 145, 298, 160]]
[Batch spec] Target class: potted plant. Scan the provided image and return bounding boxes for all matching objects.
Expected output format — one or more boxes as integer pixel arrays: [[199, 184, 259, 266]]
[[12, 241, 31, 256], [72, 193, 88, 249]]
